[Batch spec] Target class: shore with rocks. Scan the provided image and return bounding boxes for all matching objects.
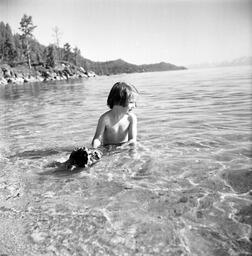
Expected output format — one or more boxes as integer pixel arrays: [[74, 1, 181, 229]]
[[0, 62, 96, 86]]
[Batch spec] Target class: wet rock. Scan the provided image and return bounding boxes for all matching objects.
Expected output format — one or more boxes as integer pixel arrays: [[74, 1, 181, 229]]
[[1, 63, 95, 85], [14, 77, 25, 84], [184, 227, 233, 256], [235, 204, 252, 226], [173, 204, 185, 217], [0, 77, 8, 85], [222, 168, 252, 193], [87, 71, 96, 77], [196, 210, 203, 218], [3, 68, 12, 78], [7, 77, 15, 83], [178, 196, 188, 203]]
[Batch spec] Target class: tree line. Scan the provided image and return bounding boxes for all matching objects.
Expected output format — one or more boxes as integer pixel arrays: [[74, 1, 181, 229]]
[[0, 14, 84, 69]]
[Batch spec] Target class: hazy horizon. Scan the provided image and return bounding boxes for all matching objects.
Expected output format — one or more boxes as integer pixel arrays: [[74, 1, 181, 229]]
[[1, 0, 252, 66]]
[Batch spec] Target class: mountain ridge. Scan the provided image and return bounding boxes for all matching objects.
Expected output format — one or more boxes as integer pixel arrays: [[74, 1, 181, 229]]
[[187, 56, 252, 69], [83, 58, 187, 75]]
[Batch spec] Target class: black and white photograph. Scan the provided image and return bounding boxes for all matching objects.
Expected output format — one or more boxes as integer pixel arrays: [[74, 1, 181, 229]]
[[0, 0, 251, 255]]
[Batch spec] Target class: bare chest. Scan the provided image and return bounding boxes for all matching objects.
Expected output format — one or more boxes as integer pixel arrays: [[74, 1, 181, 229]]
[[107, 117, 130, 133], [104, 116, 130, 142]]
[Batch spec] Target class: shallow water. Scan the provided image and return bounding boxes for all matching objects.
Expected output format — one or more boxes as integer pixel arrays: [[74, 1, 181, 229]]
[[0, 66, 251, 255]]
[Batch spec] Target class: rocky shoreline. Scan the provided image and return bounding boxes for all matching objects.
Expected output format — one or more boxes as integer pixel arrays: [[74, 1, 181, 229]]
[[0, 63, 96, 86]]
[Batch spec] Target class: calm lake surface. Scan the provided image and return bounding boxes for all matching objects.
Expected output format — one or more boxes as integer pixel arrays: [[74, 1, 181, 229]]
[[0, 66, 251, 255]]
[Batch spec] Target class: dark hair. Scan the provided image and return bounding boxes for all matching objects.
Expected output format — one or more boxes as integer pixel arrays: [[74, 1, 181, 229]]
[[68, 147, 88, 167], [107, 82, 138, 109]]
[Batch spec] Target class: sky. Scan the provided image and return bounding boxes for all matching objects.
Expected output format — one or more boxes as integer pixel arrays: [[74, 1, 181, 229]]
[[1, 0, 252, 66]]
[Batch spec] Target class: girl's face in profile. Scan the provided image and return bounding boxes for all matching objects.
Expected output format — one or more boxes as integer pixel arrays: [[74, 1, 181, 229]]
[[126, 93, 137, 112]]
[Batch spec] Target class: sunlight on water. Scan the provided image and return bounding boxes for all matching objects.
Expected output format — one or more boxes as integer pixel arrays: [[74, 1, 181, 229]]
[[0, 66, 251, 255]]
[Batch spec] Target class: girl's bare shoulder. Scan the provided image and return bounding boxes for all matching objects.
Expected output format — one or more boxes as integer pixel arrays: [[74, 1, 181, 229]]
[[100, 110, 112, 122]]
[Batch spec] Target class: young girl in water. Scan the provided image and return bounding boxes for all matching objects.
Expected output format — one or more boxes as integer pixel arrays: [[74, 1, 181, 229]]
[[92, 82, 138, 148], [48, 82, 138, 170]]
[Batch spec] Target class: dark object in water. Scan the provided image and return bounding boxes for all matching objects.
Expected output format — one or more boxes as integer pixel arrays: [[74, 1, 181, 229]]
[[46, 147, 103, 171], [66, 147, 103, 170], [68, 147, 89, 167], [45, 147, 103, 171]]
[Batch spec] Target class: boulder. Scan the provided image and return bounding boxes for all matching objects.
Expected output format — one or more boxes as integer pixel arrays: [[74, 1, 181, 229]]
[[14, 77, 25, 84], [0, 77, 8, 85], [7, 77, 16, 83], [2, 65, 12, 78], [87, 71, 96, 77]]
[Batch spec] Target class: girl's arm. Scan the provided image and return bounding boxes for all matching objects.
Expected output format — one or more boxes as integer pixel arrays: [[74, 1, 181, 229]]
[[127, 113, 137, 145], [92, 115, 106, 148]]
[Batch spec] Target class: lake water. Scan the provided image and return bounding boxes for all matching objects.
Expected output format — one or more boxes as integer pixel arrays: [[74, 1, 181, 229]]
[[0, 66, 251, 255]]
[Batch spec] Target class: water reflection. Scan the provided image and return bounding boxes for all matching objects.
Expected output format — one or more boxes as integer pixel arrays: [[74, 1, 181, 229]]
[[0, 78, 89, 101]]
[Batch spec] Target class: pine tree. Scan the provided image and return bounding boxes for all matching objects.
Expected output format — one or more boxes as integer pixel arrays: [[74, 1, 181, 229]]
[[19, 14, 37, 68], [63, 43, 71, 62], [13, 34, 23, 63], [0, 21, 6, 62], [46, 45, 56, 68], [73, 47, 81, 66], [4, 23, 17, 62]]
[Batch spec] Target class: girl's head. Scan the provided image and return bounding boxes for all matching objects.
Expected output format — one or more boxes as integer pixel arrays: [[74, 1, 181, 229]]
[[107, 82, 138, 109]]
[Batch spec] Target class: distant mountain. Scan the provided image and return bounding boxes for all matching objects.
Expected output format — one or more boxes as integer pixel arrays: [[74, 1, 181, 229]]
[[188, 56, 252, 69], [83, 58, 187, 75], [139, 62, 187, 72], [215, 56, 252, 67]]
